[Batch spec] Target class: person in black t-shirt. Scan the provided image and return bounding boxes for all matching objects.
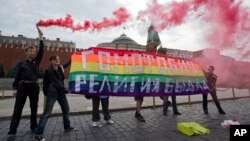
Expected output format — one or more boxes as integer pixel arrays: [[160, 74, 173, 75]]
[[7, 26, 44, 141]]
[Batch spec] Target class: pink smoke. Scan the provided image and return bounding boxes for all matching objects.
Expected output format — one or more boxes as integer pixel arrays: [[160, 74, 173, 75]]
[[36, 7, 129, 31], [198, 0, 250, 50], [192, 49, 250, 88], [138, 0, 250, 57], [137, 0, 190, 31], [138, 0, 250, 88]]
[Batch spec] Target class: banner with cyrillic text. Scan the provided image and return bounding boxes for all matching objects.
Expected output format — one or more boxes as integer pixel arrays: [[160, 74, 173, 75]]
[[69, 47, 209, 96]]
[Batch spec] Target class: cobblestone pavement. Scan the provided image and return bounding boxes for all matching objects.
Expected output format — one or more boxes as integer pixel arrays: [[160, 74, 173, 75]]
[[0, 98, 250, 141], [1, 88, 249, 118]]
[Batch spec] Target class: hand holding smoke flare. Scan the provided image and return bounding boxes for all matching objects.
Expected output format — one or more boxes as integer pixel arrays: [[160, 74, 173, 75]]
[[36, 25, 43, 38]]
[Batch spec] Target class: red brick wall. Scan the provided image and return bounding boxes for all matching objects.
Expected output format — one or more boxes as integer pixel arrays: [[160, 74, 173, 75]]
[[0, 43, 83, 78]]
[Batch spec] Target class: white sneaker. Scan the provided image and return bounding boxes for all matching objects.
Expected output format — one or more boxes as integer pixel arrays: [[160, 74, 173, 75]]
[[106, 119, 114, 124], [92, 121, 102, 127]]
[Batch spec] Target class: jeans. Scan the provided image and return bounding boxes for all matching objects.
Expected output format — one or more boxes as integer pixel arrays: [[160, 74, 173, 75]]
[[8, 83, 39, 134], [36, 91, 70, 135], [92, 96, 111, 122], [163, 96, 178, 113]]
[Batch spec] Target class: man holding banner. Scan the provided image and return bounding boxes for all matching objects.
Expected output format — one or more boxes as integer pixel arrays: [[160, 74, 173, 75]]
[[202, 66, 226, 115]]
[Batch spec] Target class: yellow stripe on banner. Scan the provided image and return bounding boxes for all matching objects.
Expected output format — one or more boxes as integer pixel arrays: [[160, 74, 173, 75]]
[[70, 62, 204, 76], [72, 54, 203, 70]]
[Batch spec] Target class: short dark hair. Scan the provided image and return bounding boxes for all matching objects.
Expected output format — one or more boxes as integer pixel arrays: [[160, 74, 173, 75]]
[[24, 46, 36, 52], [49, 55, 59, 61], [209, 66, 215, 70]]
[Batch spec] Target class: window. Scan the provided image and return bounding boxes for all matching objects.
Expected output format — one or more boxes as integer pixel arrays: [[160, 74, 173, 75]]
[[5, 39, 10, 44], [31, 41, 35, 45], [18, 40, 22, 45]]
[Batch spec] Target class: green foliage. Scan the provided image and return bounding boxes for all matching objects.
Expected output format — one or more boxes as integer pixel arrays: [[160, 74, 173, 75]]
[[7, 63, 17, 78], [0, 64, 4, 78]]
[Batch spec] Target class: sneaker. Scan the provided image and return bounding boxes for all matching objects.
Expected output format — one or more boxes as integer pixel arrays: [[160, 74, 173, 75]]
[[173, 111, 181, 115], [7, 134, 15, 141], [163, 111, 167, 116], [92, 121, 102, 127], [64, 127, 76, 132], [106, 119, 114, 124], [33, 135, 45, 141]]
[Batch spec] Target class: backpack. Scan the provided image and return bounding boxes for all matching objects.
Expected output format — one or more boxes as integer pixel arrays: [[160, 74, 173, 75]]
[[177, 122, 210, 136]]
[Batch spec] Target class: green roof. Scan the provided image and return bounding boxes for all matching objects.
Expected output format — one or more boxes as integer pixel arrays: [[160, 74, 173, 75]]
[[147, 25, 161, 45]]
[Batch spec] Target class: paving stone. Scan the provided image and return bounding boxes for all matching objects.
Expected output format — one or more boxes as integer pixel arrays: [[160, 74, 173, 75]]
[[1, 98, 250, 141]]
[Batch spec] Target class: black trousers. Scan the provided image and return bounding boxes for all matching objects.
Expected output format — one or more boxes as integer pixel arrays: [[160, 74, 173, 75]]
[[162, 96, 178, 113], [92, 96, 111, 122], [202, 91, 224, 112], [8, 83, 39, 134]]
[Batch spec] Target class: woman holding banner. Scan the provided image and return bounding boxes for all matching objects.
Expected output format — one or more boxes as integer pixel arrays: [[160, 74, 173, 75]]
[[34, 55, 75, 141]]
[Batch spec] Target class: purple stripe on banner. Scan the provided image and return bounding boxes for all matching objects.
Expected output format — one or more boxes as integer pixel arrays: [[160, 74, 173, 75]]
[[69, 81, 210, 96]]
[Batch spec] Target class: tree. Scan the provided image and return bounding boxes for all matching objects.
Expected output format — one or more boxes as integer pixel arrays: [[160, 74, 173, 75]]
[[7, 63, 17, 78], [0, 64, 5, 78]]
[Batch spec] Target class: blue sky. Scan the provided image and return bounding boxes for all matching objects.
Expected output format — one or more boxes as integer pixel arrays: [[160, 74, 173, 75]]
[[0, 0, 250, 60]]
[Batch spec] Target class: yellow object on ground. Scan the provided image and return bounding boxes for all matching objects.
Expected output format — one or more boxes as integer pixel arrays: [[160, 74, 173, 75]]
[[177, 122, 210, 136]]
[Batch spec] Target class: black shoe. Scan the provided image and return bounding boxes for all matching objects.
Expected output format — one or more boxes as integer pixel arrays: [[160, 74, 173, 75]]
[[219, 110, 226, 115], [7, 134, 15, 141], [204, 110, 209, 114], [137, 116, 146, 122], [33, 135, 45, 141], [163, 111, 167, 116], [31, 128, 36, 134], [135, 112, 141, 118], [65, 127, 76, 132], [167, 100, 172, 106], [173, 112, 181, 115]]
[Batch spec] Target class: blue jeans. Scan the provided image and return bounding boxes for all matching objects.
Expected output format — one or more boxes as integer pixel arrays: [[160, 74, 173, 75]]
[[36, 93, 70, 135]]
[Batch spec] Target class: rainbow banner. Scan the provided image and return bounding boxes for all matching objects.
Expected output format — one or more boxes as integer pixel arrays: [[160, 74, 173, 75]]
[[69, 47, 210, 96]]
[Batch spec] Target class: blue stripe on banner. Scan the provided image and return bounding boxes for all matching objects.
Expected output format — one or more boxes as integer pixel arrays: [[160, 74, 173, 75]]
[[69, 81, 210, 96]]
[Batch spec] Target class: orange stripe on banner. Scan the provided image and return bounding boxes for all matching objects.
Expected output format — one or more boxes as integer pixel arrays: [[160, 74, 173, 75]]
[[72, 54, 201, 69], [72, 55, 81, 62]]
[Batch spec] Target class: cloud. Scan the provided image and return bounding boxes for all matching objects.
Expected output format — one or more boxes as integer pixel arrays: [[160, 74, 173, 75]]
[[0, 0, 250, 62]]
